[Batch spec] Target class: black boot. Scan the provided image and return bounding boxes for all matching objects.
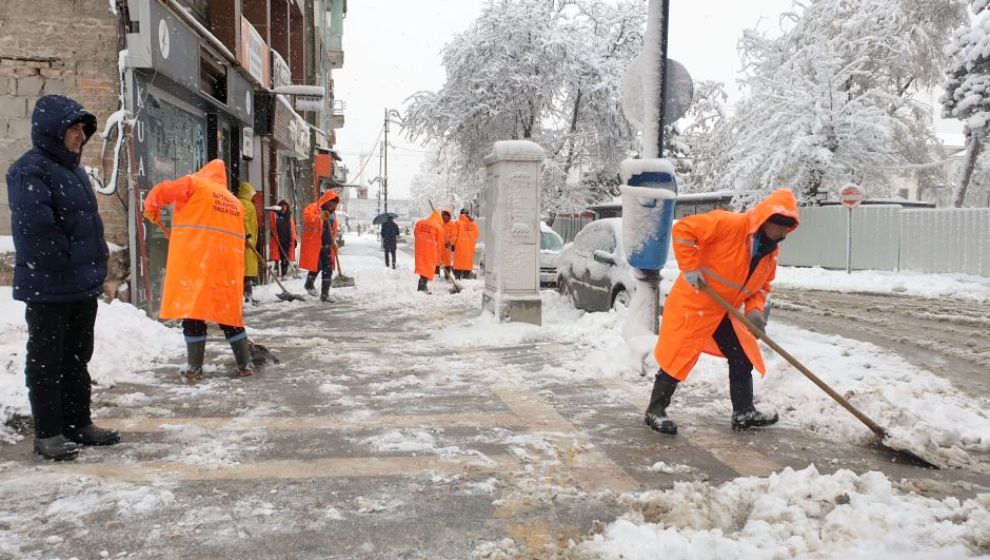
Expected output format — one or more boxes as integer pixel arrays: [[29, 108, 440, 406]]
[[34, 435, 79, 461], [180, 340, 206, 383], [65, 423, 121, 446], [644, 371, 679, 435], [230, 337, 254, 377], [320, 281, 332, 302], [729, 374, 778, 431], [304, 274, 318, 297], [417, 276, 430, 293]]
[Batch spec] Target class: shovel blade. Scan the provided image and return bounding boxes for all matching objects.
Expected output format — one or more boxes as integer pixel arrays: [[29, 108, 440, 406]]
[[331, 275, 355, 288]]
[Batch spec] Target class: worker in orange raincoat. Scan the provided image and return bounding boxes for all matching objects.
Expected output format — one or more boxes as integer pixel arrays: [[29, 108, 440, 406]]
[[143, 159, 255, 381], [413, 209, 445, 293], [300, 190, 339, 302], [439, 209, 459, 280], [452, 209, 479, 279], [646, 188, 800, 435]]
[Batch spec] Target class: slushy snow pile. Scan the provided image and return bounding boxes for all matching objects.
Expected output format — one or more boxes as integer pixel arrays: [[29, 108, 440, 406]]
[[574, 465, 990, 559]]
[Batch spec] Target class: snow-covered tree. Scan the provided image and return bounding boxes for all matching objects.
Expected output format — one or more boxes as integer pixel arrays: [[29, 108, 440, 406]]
[[403, 0, 644, 215], [665, 80, 729, 192], [943, 0, 990, 207], [713, 0, 966, 205]]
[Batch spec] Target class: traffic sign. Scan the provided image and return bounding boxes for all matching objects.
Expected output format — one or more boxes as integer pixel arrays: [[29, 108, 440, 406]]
[[839, 184, 865, 208]]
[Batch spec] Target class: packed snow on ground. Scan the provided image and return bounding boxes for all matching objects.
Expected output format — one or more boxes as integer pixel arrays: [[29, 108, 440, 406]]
[[0, 287, 183, 443], [772, 266, 990, 301], [569, 465, 990, 559]]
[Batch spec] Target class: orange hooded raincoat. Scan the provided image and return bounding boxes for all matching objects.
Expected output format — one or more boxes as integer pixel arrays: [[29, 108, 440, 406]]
[[299, 190, 339, 272], [414, 210, 445, 279], [655, 188, 800, 381], [453, 215, 479, 272], [143, 159, 246, 327], [440, 215, 459, 267]]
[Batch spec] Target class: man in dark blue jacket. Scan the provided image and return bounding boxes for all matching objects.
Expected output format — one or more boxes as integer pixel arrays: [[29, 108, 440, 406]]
[[380, 214, 399, 269], [7, 95, 120, 461]]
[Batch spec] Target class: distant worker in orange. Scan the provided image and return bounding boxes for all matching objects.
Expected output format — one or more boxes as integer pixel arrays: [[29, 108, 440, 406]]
[[300, 190, 339, 302], [452, 209, 479, 279], [413, 209, 444, 293], [645, 189, 799, 435], [439, 209, 458, 280], [143, 159, 254, 382]]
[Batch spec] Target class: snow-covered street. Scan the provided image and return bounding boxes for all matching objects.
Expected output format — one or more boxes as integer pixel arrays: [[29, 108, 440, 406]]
[[0, 234, 988, 559]]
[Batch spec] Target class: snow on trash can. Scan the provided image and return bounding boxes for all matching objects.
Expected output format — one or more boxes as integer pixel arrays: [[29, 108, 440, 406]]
[[620, 159, 677, 271]]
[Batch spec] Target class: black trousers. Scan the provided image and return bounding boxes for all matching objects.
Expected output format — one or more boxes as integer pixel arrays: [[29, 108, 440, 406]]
[[384, 248, 396, 267], [661, 314, 752, 384], [24, 298, 98, 438], [306, 247, 335, 288], [181, 319, 246, 343]]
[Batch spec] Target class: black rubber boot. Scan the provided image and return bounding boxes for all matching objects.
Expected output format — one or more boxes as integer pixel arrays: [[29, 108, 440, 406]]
[[644, 371, 679, 435], [304, 274, 318, 297], [180, 341, 206, 383], [34, 435, 79, 461], [230, 338, 254, 377], [417, 276, 430, 293], [320, 282, 332, 302], [65, 423, 120, 446], [730, 374, 778, 431]]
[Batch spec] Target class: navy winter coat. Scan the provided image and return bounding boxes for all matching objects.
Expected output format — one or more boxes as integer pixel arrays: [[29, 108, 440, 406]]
[[6, 95, 108, 302], [381, 220, 399, 251]]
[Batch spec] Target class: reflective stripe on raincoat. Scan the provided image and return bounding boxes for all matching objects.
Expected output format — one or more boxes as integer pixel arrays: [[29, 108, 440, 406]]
[[453, 215, 479, 272], [143, 159, 246, 327], [299, 190, 339, 273], [655, 188, 800, 381]]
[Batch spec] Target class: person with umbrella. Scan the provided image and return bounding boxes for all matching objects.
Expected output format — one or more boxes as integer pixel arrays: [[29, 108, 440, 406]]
[[380, 214, 399, 269]]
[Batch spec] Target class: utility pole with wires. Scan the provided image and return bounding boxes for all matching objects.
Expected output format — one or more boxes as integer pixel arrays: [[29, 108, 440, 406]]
[[383, 108, 404, 216]]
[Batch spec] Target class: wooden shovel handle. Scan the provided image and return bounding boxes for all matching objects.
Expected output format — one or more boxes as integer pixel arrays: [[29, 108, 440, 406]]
[[701, 284, 887, 438]]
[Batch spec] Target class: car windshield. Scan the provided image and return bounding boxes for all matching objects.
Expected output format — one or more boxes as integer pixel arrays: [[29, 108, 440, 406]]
[[541, 231, 563, 251]]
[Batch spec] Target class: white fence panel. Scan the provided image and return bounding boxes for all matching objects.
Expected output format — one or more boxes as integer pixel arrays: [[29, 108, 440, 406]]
[[899, 209, 990, 276], [778, 206, 900, 271]]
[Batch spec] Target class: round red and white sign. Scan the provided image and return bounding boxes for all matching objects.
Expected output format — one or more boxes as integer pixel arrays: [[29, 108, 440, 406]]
[[839, 184, 865, 208]]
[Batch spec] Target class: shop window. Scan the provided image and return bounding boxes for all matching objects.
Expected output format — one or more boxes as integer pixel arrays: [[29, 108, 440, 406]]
[[174, 0, 208, 27], [200, 48, 228, 104]]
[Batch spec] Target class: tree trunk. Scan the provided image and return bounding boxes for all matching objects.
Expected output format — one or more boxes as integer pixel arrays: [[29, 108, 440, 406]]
[[955, 126, 983, 208]]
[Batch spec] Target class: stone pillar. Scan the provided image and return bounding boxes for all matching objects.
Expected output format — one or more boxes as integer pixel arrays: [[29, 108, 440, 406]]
[[481, 141, 543, 325]]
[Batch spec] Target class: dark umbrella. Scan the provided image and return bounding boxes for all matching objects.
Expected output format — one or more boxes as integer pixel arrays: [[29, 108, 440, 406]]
[[372, 212, 398, 225]]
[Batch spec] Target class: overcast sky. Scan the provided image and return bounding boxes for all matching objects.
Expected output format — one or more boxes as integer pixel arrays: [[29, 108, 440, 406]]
[[335, 0, 960, 202]]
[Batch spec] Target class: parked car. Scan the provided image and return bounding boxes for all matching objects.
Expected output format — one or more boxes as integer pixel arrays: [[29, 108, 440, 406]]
[[556, 218, 635, 312], [540, 222, 564, 286]]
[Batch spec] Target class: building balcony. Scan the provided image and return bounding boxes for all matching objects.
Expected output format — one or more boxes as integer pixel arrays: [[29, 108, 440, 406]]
[[327, 33, 344, 69], [329, 99, 346, 129]]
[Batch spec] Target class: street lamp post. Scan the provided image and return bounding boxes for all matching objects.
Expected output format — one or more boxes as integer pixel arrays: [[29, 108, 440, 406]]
[[383, 108, 403, 215]]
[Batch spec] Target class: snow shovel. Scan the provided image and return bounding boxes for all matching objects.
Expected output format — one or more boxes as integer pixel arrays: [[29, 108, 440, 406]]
[[701, 284, 941, 469], [331, 253, 355, 288], [247, 244, 306, 302]]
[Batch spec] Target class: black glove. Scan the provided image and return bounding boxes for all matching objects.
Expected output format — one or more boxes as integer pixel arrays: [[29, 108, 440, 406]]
[[745, 309, 767, 331]]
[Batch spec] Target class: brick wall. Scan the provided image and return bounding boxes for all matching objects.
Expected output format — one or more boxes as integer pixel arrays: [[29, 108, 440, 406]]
[[0, 1, 128, 246]]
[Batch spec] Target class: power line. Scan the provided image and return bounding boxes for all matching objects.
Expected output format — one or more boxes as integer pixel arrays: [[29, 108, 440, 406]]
[[347, 125, 385, 181]]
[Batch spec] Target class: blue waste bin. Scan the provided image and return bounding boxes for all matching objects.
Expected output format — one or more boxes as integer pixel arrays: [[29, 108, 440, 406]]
[[621, 162, 677, 271]]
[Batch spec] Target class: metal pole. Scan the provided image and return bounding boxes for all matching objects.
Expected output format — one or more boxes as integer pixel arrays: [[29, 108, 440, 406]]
[[383, 108, 390, 214], [656, 0, 670, 157], [846, 206, 853, 274]]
